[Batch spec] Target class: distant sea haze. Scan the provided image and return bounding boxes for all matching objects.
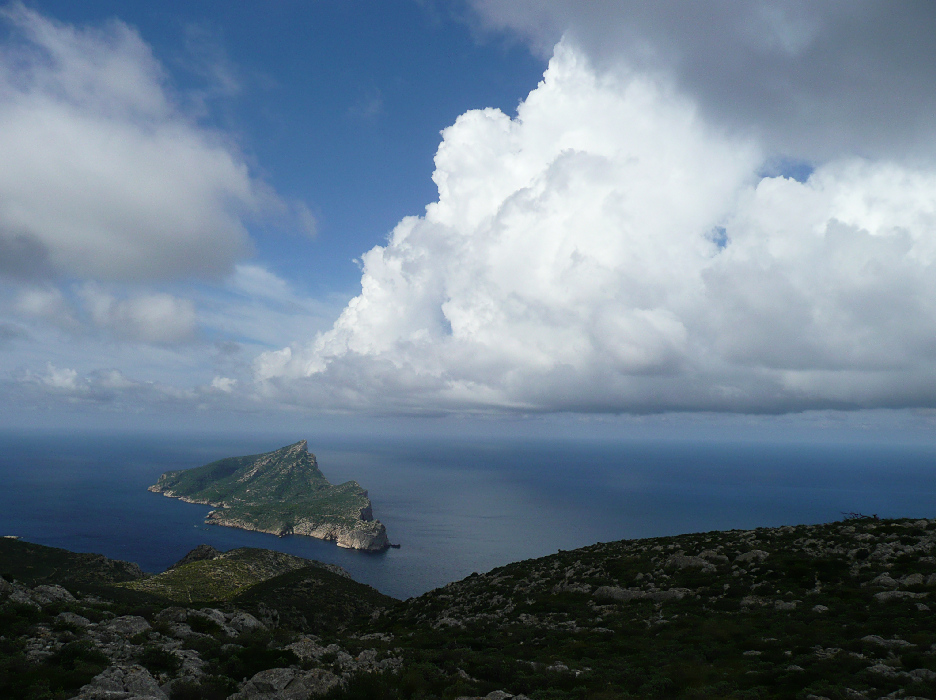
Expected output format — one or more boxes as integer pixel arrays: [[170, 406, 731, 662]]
[[1, 432, 935, 600]]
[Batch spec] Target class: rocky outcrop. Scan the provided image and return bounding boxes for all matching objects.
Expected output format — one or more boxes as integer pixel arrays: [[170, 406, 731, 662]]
[[167, 543, 221, 569], [228, 667, 341, 700], [69, 664, 167, 699], [294, 519, 390, 551]]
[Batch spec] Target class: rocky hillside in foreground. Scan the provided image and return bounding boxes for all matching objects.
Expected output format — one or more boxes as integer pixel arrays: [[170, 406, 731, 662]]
[[4, 516, 936, 699], [149, 441, 391, 551]]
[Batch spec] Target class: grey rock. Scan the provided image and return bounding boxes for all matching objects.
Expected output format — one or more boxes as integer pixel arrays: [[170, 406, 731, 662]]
[[874, 590, 928, 602], [432, 616, 465, 629], [735, 550, 769, 563], [32, 584, 76, 605], [870, 574, 899, 588], [594, 586, 645, 602], [841, 690, 869, 700], [861, 635, 914, 648], [9, 587, 41, 610], [227, 611, 266, 635], [153, 607, 188, 624], [647, 588, 689, 602], [190, 608, 236, 636], [228, 667, 340, 699], [665, 555, 715, 573], [56, 612, 92, 628], [900, 573, 924, 586], [812, 605, 829, 613], [867, 663, 901, 678], [286, 637, 327, 662], [70, 663, 167, 699], [910, 667, 936, 681], [163, 622, 198, 639], [104, 616, 151, 638], [194, 608, 226, 627], [698, 550, 730, 565], [551, 581, 593, 594], [0, 576, 13, 598], [172, 649, 206, 677]]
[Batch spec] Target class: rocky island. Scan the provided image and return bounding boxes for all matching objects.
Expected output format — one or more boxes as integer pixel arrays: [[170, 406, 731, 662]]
[[148, 441, 391, 551]]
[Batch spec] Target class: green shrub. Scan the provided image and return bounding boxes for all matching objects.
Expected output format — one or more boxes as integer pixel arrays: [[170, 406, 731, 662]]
[[138, 644, 181, 676]]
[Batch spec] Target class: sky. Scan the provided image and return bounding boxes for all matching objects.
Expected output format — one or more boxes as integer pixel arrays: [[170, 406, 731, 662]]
[[3, 0, 936, 440]]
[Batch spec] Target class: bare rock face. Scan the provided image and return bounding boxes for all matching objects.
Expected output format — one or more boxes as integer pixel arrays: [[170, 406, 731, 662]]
[[337, 521, 390, 550], [289, 520, 390, 551], [70, 663, 167, 699]]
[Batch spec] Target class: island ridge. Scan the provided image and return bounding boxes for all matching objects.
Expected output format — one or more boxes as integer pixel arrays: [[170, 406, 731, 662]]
[[148, 440, 391, 551]]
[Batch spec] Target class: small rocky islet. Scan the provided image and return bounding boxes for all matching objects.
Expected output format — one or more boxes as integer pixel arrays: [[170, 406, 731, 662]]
[[4, 516, 936, 698], [148, 441, 392, 552]]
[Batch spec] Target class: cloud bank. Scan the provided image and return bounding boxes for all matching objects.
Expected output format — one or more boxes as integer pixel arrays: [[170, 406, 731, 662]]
[[469, 0, 936, 162], [0, 4, 267, 282], [256, 41, 936, 414]]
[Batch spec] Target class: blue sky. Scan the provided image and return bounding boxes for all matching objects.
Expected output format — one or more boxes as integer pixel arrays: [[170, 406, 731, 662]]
[[20, 0, 544, 295], [4, 1, 936, 439]]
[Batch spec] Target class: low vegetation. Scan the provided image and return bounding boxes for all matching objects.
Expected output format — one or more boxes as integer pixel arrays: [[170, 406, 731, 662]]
[[3, 516, 936, 699]]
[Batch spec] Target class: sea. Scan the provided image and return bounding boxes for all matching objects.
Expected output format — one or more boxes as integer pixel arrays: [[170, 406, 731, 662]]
[[1, 431, 935, 601]]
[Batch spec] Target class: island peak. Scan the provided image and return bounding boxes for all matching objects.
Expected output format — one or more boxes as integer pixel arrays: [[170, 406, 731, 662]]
[[148, 441, 392, 551]]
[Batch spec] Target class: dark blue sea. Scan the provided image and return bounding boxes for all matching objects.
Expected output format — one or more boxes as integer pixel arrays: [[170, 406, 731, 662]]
[[1, 431, 935, 600]]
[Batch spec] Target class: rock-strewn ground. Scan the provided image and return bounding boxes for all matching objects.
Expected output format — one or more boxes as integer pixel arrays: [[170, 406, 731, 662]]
[[4, 516, 936, 699], [377, 516, 936, 700]]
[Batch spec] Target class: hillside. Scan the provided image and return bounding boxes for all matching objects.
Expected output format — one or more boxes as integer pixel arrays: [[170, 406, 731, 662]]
[[117, 546, 349, 603], [149, 441, 391, 551], [3, 516, 936, 699]]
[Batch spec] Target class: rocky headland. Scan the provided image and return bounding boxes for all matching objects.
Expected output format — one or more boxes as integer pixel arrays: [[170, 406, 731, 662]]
[[148, 441, 391, 552]]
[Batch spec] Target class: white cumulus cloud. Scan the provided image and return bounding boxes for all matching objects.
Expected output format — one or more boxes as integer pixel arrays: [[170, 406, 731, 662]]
[[254, 42, 936, 415], [0, 4, 269, 282]]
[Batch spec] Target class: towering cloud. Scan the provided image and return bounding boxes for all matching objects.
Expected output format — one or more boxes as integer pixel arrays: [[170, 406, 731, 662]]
[[256, 41, 936, 414]]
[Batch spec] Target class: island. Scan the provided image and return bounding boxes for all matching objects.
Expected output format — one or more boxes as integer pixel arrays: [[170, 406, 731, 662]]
[[148, 440, 391, 551]]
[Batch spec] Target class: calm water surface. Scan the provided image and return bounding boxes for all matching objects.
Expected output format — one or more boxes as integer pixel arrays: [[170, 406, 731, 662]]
[[1, 432, 935, 599]]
